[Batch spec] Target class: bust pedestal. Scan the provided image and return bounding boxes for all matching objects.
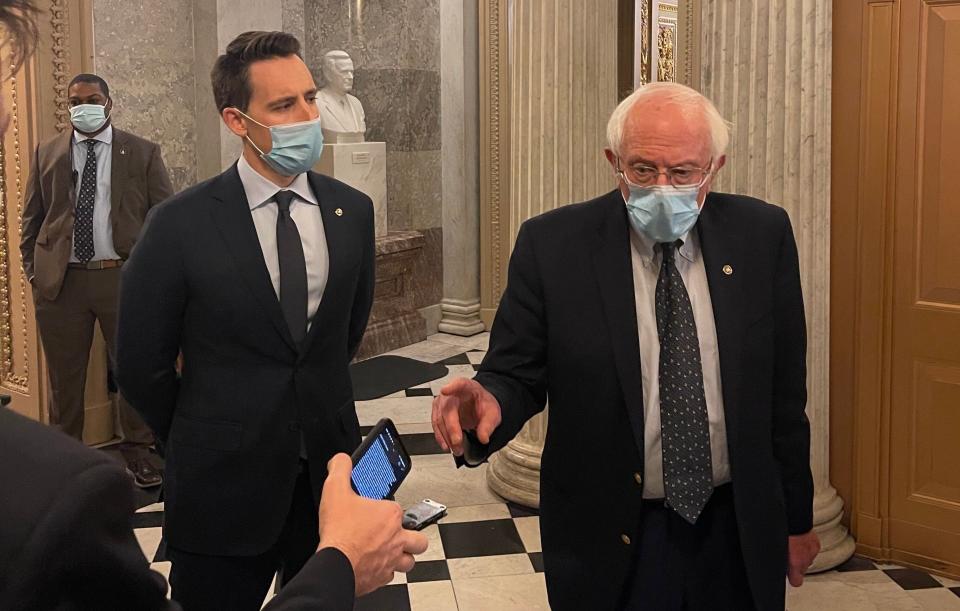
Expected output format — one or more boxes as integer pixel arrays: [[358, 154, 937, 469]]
[[314, 142, 387, 237], [355, 231, 429, 360]]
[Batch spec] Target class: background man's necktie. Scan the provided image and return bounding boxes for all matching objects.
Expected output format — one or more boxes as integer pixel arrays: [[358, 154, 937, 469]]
[[275, 190, 308, 344], [74, 139, 97, 263], [656, 241, 714, 524]]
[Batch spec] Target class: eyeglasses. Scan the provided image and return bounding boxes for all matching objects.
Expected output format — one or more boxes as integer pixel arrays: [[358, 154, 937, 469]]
[[617, 158, 714, 188]]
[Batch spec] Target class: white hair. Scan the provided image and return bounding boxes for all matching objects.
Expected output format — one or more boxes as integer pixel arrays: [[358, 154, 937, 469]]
[[605, 82, 731, 159]]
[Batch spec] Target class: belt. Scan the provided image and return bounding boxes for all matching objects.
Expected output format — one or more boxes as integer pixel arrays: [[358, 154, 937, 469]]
[[641, 482, 733, 508], [67, 259, 124, 270]]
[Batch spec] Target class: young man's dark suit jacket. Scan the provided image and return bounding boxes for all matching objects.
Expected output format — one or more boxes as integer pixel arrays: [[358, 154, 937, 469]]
[[474, 190, 813, 610], [21, 127, 173, 300], [0, 407, 356, 610], [115, 164, 374, 556]]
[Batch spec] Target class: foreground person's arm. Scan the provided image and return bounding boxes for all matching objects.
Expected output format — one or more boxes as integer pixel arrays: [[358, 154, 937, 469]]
[[264, 453, 429, 610]]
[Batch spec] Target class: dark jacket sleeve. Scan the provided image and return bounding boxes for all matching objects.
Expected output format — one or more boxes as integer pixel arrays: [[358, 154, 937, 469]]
[[473, 222, 549, 454], [116, 203, 185, 442], [11, 461, 176, 610], [347, 195, 375, 361], [263, 548, 355, 611], [146, 143, 174, 207], [20, 143, 45, 282], [771, 211, 814, 535]]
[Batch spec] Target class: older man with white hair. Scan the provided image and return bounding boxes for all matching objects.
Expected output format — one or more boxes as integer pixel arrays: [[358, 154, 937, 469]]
[[432, 82, 820, 610]]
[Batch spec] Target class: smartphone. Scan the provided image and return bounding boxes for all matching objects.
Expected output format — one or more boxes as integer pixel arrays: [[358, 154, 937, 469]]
[[403, 499, 447, 530], [350, 418, 412, 500]]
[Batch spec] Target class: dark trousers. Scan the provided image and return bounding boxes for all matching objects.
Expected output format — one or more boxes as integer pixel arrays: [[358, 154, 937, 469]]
[[33, 267, 154, 445], [168, 465, 320, 611], [621, 484, 757, 611]]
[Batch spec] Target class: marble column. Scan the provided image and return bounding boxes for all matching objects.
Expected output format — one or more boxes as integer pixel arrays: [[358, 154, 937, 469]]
[[213, 0, 284, 169], [92, 0, 199, 192], [438, 0, 484, 336], [485, 0, 619, 506], [699, 0, 854, 571]]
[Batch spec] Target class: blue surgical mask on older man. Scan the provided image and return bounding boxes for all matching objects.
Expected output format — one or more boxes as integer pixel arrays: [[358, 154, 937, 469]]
[[623, 184, 702, 243], [236, 110, 324, 176]]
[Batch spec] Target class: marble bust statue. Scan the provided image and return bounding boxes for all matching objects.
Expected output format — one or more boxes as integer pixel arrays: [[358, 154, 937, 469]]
[[317, 50, 366, 141]]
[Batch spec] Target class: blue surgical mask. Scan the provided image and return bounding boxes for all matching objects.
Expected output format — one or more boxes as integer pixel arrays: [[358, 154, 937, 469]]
[[623, 184, 702, 243], [70, 104, 108, 133], [237, 111, 324, 176]]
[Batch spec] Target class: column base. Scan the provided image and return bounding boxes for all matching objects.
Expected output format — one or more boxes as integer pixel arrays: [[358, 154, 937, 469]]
[[808, 485, 856, 573], [486, 437, 543, 508], [438, 298, 486, 336]]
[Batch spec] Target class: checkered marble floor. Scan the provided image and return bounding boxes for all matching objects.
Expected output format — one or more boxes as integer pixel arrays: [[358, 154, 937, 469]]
[[132, 333, 960, 610]]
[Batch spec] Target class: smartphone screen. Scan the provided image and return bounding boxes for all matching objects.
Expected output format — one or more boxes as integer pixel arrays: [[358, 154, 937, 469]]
[[350, 418, 411, 500]]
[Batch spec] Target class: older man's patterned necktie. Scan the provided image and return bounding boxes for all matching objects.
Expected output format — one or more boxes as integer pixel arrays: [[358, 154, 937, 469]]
[[656, 241, 713, 524], [74, 139, 97, 263]]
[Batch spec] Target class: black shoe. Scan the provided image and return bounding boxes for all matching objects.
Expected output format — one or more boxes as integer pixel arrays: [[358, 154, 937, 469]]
[[125, 456, 163, 488]]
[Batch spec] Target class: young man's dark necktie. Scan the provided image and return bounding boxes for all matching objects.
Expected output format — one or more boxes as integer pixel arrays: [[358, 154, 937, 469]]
[[74, 139, 97, 263], [656, 241, 713, 524], [274, 190, 307, 344]]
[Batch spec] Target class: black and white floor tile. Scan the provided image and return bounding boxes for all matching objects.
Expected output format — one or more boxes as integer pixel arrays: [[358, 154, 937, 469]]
[[131, 333, 960, 610]]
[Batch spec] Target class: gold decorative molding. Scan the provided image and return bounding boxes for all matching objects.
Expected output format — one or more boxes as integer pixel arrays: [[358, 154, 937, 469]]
[[638, 0, 650, 85], [658, 25, 676, 81], [654, 1, 678, 82], [0, 67, 29, 393], [50, 0, 71, 132], [677, 0, 700, 87], [479, 0, 508, 324]]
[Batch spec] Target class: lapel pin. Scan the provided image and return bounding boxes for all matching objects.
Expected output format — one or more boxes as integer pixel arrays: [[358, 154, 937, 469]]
[[120, 147, 126, 155], [335, 208, 343, 217], [722, 264, 733, 276]]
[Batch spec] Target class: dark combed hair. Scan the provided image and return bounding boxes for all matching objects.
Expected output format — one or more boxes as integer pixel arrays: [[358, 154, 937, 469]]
[[211, 30, 302, 112], [0, 0, 39, 72], [68, 73, 110, 97]]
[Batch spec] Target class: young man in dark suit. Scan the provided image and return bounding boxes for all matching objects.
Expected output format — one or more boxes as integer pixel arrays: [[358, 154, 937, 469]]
[[116, 31, 375, 610], [433, 82, 821, 610], [21, 72, 173, 488]]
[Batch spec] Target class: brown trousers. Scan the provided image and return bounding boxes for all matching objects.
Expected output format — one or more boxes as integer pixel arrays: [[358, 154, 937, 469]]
[[33, 267, 154, 445]]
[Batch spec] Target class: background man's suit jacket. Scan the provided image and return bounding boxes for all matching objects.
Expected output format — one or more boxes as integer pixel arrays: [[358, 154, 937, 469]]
[[474, 190, 813, 611], [0, 407, 356, 611], [116, 165, 374, 557], [21, 126, 174, 300]]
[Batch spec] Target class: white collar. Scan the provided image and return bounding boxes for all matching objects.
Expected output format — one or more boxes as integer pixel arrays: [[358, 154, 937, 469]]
[[73, 124, 113, 145], [631, 225, 699, 265], [236, 153, 318, 211]]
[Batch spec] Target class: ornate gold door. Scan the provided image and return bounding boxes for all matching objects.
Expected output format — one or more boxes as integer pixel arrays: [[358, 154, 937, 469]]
[[0, 56, 44, 421]]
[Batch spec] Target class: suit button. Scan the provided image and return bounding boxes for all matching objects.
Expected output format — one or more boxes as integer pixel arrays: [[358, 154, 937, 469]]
[[288, 422, 301, 432], [634, 472, 643, 486], [621, 534, 631, 545]]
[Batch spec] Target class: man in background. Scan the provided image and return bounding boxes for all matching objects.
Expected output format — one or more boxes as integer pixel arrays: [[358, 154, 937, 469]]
[[21, 70, 173, 488]]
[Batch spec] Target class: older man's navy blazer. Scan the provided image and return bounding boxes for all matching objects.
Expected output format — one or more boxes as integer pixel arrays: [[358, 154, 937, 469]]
[[475, 190, 812, 611]]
